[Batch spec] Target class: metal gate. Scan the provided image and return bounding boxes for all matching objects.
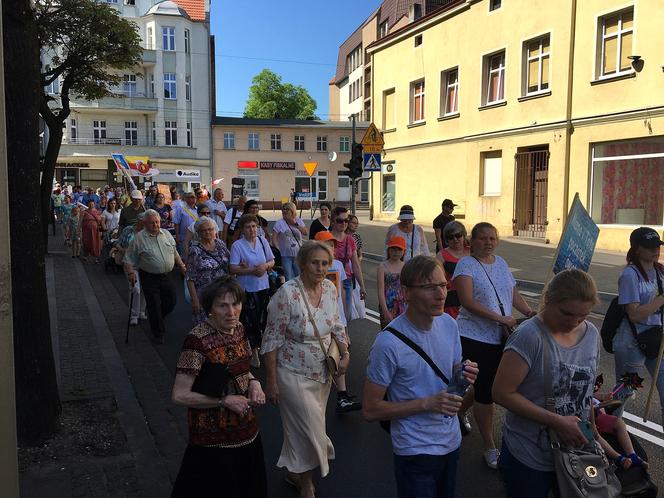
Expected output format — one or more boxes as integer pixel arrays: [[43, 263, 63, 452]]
[[513, 149, 549, 238]]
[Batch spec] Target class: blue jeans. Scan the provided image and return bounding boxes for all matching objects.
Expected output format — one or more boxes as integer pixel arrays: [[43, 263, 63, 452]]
[[393, 449, 460, 498], [343, 277, 353, 321], [613, 323, 664, 421], [281, 256, 299, 281], [498, 441, 558, 498]]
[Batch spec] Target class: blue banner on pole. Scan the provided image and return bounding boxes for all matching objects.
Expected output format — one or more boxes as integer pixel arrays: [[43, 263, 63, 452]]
[[552, 194, 600, 274]]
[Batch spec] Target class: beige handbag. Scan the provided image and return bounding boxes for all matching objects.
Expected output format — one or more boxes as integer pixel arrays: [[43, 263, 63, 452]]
[[296, 279, 340, 378]]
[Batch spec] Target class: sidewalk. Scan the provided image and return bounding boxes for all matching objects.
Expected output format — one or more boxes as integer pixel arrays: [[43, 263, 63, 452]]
[[19, 232, 179, 497]]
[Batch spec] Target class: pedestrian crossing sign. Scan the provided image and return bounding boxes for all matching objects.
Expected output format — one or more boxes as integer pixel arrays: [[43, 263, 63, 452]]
[[363, 153, 381, 172]]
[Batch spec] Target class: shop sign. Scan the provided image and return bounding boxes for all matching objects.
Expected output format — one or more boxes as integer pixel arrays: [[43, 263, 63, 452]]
[[56, 162, 89, 168], [176, 169, 200, 179], [238, 161, 258, 169], [259, 161, 295, 170]]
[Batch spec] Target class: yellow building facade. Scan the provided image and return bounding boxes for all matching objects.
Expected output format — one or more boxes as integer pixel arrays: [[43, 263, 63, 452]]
[[368, 0, 664, 251]]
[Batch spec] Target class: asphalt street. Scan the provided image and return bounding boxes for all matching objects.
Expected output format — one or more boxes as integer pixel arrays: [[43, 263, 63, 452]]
[[106, 216, 663, 497]]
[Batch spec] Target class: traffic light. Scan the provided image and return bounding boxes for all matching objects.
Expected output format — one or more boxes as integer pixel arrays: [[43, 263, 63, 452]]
[[343, 142, 364, 179]]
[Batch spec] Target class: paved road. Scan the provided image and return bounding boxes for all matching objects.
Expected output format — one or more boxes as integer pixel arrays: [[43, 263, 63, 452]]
[[104, 218, 663, 496]]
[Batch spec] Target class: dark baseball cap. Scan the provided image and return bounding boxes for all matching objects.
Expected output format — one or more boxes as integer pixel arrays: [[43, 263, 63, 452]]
[[442, 199, 458, 208], [630, 227, 663, 249]]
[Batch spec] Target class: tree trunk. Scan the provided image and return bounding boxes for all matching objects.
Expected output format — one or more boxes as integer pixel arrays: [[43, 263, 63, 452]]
[[3, 0, 61, 444], [41, 119, 62, 250]]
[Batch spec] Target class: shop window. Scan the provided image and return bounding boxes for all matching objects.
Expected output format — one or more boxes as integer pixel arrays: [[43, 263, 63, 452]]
[[590, 137, 664, 226], [237, 173, 259, 199], [295, 172, 318, 200], [480, 151, 502, 196], [382, 173, 396, 212]]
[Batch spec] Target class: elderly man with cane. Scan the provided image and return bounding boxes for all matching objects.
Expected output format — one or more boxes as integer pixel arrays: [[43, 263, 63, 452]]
[[115, 212, 148, 328], [124, 209, 186, 344]]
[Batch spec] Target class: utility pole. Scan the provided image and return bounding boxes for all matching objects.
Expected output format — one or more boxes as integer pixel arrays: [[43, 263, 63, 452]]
[[350, 114, 356, 214]]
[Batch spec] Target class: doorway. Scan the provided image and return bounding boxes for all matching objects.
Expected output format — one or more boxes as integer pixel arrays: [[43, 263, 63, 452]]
[[513, 146, 549, 238]]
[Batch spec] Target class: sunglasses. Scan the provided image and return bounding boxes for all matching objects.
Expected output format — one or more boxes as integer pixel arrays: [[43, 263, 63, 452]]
[[200, 211, 211, 216], [449, 233, 464, 240], [335, 218, 348, 224]]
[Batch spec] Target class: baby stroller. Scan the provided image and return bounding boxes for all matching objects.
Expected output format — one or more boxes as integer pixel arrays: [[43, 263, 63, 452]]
[[104, 228, 123, 274]]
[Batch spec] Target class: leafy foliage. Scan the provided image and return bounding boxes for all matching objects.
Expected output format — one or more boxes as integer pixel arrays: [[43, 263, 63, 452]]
[[244, 69, 318, 120]]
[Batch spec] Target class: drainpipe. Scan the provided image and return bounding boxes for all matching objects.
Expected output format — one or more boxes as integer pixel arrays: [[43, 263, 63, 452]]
[[562, 0, 578, 224]]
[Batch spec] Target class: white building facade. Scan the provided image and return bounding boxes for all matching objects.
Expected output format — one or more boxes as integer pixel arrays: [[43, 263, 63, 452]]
[[51, 0, 212, 192]]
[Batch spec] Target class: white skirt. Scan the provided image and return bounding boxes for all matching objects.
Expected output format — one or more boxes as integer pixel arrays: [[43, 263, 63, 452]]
[[276, 367, 335, 476]]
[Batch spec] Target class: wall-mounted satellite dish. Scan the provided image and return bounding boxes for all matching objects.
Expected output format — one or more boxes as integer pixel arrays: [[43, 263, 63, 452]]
[[328, 151, 338, 162]]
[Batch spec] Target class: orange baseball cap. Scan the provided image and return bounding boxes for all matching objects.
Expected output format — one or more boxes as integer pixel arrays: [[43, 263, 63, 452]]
[[387, 236, 406, 250], [315, 231, 336, 242]]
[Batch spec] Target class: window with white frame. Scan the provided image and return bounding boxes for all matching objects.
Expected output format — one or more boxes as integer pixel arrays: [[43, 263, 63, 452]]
[[165, 121, 177, 146], [524, 35, 550, 94], [162, 26, 175, 51], [271, 133, 281, 151], [340, 136, 350, 152], [150, 74, 154, 96], [93, 120, 106, 143], [598, 9, 634, 78], [184, 29, 190, 54], [483, 51, 506, 105], [45, 77, 59, 95], [489, 0, 501, 11], [223, 132, 235, 150], [164, 73, 176, 99], [410, 79, 425, 123], [237, 172, 260, 199], [248, 132, 259, 150], [383, 89, 396, 130], [441, 68, 459, 116], [317, 171, 327, 200], [124, 121, 138, 145], [70, 119, 77, 141], [151, 121, 156, 145], [316, 136, 327, 152], [295, 172, 318, 200], [122, 74, 137, 96], [187, 122, 192, 147], [185, 76, 191, 101], [590, 137, 664, 226], [481, 151, 502, 196], [294, 135, 305, 151], [378, 20, 389, 39], [146, 27, 154, 49], [346, 45, 362, 74]]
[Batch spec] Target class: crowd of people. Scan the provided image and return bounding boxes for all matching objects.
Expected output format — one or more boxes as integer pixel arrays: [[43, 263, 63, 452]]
[[59, 182, 662, 498]]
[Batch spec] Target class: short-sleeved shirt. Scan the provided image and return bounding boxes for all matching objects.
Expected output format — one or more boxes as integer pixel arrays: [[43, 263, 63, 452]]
[[206, 199, 227, 230], [618, 265, 664, 331], [173, 203, 199, 241], [51, 193, 64, 207], [176, 320, 258, 447], [502, 317, 600, 471], [367, 313, 463, 456], [119, 203, 146, 229], [385, 224, 430, 261], [229, 236, 274, 293], [272, 218, 305, 257], [224, 207, 243, 233], [123, 229, 177, 274], [101, 209, 120, 232], [453, 255, 516, 345], [261, 278, 346, 383], [433, 213, 455, 251], [308, 218, 330, 240], [326, 259, 347, 327]]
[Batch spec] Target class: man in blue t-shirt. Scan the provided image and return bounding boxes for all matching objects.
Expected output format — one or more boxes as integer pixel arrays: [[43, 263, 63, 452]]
[[363, 256, 478, 498]]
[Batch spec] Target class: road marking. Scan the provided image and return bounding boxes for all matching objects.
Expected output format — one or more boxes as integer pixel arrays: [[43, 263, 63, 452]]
[[364, 251, 384, 261], [519, 291, 540, 298], [365, 315, 380, 325], [366, 308, 379, 318], [625, 424, 664, 448], [623, 411, 664, 434], [592, 262, 617, 268], [508, 267, 521, 273], [541, 255, 554, 259]]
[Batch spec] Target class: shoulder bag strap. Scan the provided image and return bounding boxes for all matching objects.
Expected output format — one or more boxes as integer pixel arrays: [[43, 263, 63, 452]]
[[288, 223, 302, 247], [656, 267, 664, 326], [623, 266, 642, 337], [295, 278, 328, 356], [472, 256, 506, 317], [536, 320, 556, 413], [383, 326, 449, 385]]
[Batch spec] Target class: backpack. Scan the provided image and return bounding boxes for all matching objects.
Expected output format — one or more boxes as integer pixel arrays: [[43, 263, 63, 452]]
[[601, 297, 626, 354]]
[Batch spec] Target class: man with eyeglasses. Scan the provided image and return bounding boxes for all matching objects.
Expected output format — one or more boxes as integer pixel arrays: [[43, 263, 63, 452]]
[[182, 204, 220, 257], [363, 256, 478, 498], [433, 199, 458, 253]]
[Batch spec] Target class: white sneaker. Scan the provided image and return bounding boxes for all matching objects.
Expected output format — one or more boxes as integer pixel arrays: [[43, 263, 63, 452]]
[[484, 448, 500, 470], [129, 317, 138, 326]]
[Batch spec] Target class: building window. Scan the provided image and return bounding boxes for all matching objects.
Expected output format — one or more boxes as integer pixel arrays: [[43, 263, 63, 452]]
[[316, 136, 327, 152], [271, 133, 281, 151], [295, 172, 318, 200], [483, 51, 506, 105], [45, 77, 59, 95], [346, 45, 363, 74], [146, 26, 153, 49], [70, 119, 77, 141], [122, 74, 137, 96], [187, 122, 192, 147], [410, 80, 425, 123], [185, 76, 191, 101], [149, 74, 154, 96], [93, 120, 106, 143], [378, 20, 389, 39], [489, 0, 501, 11], [317, 171, 327, 201], [162, 26, 175, 51], [481, 151, 502, 196], [383, 89, 396, 130], [590, 137, 664, 226], [237, 173, 260, 199], [152, 121, 156, 145], [524, 35, 550, 94], [340, 136, 350, 152], [414, 35, 423, 47], [294, 135, 305, 151], [441, 68, 459, 116], [223, 132, 235, 149], [164, 73, 176, 99], [124, 121, 138, 145], [247, 132, 259, 150], [599, 9, 634, 78], [184, 28, 190, 54], [165, 121, 177, 146]]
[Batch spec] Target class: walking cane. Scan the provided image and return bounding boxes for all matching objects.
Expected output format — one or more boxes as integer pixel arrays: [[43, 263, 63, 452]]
[[642, 332, 664, 422], [125, 282, 135, 344]]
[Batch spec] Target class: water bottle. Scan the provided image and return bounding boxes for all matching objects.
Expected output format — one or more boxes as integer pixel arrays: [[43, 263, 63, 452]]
[[446, 360, 471, 397]]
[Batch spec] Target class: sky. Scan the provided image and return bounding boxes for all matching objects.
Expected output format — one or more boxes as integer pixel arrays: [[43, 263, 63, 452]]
[[211, 0, 380, 120]]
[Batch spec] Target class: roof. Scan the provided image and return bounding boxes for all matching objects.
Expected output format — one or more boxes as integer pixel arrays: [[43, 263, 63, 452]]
[[212, 116, 369, 129], [145, 1, 191, 19], [172, 0, 207, 21]]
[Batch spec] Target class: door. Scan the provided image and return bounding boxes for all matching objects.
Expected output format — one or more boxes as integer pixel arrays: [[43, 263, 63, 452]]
[[382, 174, 396, 212], [513, 147, 549, 238], [359, 178, 369, 203], [337, 175, 350, 202]]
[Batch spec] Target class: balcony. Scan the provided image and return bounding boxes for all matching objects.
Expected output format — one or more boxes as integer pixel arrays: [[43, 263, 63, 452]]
[[63, 137, 156, 147], [59, 137, 200, 160], [142, 49, 156, 66], [70, 92, 158, 113]]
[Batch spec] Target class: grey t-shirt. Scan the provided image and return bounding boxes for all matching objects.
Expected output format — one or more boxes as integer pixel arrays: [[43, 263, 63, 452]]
[[618, 265, 664, 331], [502, 317, 600, 471]]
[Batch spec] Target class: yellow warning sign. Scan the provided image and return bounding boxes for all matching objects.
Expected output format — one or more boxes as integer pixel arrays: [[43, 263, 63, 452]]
[[361, 123, 384, 147], [304, 162, 318, 177]]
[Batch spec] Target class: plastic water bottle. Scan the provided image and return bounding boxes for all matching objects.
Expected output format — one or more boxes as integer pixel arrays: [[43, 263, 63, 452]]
[[446, 360, 471, 396]]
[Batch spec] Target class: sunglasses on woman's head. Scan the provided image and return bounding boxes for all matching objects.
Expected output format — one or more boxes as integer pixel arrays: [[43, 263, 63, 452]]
[[335, 218, 348, 224]]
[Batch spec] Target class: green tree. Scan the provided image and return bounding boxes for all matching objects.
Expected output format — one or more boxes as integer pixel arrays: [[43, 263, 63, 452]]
[[36, 0, 143, 247], [244, 69, 318, 120]]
